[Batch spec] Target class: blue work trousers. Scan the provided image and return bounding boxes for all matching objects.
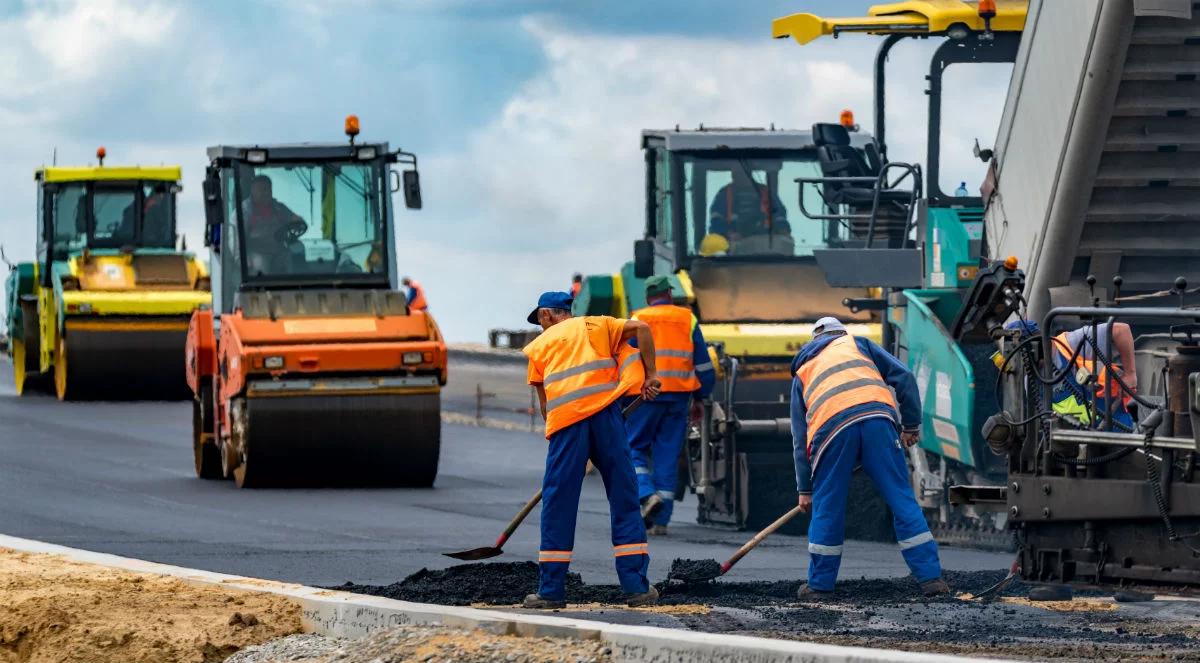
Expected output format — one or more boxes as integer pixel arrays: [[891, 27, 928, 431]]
[[625, 398, 689, 526], [539, 402, 649, 600], [806, 417, 942, 591]]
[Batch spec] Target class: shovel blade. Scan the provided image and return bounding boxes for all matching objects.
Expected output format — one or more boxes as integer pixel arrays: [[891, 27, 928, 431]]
[[442, 546, 504, 561]]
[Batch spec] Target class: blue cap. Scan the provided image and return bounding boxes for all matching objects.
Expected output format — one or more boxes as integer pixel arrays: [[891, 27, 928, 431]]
[[527, 291, 573, 324]]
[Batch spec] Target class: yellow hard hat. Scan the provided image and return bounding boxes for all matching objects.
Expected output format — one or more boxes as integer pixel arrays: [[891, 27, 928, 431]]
[[699, 233, 729, 256]]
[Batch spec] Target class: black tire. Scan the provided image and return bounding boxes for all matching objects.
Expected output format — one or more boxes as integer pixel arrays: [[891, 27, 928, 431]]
[[193, 381, 222, 480]]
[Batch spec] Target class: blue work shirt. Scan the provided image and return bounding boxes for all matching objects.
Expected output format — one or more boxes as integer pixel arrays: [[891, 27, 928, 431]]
[[630, 301, 715, 402], [790, 333, 921, 494]]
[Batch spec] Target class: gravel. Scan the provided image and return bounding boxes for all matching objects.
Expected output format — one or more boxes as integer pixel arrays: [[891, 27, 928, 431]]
[[224, 625, 610, 663]]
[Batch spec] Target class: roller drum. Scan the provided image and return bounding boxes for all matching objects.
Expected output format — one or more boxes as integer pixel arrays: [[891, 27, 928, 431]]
[[236, 391, 440, 488], [61, 322, 190, 399]]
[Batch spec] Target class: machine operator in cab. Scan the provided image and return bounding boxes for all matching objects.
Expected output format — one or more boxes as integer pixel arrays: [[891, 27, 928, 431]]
[[241, 174, 306, 274], [791, 317, 949, 599], [521, 291, 662, 609], [625, 276, 715, 535], [707, 168, 792, 255]]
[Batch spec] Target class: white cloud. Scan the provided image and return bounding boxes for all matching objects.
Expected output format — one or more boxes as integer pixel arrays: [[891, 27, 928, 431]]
[[21, 0, 177, 80], [418, 17, 882, 341]]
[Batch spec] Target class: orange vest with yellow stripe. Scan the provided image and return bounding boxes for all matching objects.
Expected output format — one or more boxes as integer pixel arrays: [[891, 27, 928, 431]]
[[525, 316, 633, 438], [795, 335, 896, 454], [1052, 332, 1120, 398], [631, 304, 701, 393]]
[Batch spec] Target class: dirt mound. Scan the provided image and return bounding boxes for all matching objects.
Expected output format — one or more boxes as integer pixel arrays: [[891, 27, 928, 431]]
[[0, 548, 301, 663]]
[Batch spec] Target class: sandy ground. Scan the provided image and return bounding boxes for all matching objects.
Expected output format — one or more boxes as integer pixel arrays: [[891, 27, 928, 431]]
[[0, 547, 302, 663]]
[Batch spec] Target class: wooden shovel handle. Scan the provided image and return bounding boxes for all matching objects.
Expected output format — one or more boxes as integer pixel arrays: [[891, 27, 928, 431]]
[[494, 462, 598, 548], [722, 505, 806, 572]]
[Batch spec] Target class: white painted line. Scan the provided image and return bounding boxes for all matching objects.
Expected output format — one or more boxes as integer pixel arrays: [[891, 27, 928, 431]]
[[0, 533, 1019, 663]]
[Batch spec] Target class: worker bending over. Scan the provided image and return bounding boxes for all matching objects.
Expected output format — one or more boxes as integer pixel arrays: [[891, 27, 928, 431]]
[[791, 317, 948, 598], [522, 291, 663, 609], [1051, 321, 1137, 431], [626, 276, 715, 535], [402, 277, 427, 311]]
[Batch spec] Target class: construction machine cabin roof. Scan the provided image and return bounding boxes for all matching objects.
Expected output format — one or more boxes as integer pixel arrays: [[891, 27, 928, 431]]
[[206, 142, 391, 161], [36, 165, 182, 183], [642, 128, 873, 152], [773, 0, 1028, 45]]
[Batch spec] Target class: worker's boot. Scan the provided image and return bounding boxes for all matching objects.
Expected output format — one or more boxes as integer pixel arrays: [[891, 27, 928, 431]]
[[648, 524, 668, 536], [920, 578, 951, 597], [522, 593, 566, 610], [626, 585, 659, 607], [796, 583, 833, 601], [640, 494, 663, 526]]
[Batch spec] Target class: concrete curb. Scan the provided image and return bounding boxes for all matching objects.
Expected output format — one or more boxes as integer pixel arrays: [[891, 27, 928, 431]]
[[0, 533, 1016, 663]]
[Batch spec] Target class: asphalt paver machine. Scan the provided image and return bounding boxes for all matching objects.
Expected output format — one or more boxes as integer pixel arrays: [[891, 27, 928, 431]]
[[187, 117, 446, 488]]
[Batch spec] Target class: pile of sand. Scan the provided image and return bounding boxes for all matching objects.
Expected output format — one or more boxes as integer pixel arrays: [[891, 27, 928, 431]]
[[0, 548, 302, 663]]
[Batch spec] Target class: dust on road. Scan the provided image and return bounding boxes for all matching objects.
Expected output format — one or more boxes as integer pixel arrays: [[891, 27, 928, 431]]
[[0, 547, 301, 663]]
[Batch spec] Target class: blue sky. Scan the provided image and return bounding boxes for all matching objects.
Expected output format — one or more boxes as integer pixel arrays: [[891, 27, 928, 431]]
[[0, 0, 1010, 341]]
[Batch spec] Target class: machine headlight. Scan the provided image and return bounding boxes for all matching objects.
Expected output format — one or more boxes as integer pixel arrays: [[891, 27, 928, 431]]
[[402, 351, 423, 365], [356, 146, 378, 161], [246, 149, 268, 164], [264, 356, 284, 369]]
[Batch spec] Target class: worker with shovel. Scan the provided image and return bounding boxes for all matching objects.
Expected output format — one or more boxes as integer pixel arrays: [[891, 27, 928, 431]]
[[626, 276, 715, 535], [521, 291, 663, 609], [791, 317, 949, 598]]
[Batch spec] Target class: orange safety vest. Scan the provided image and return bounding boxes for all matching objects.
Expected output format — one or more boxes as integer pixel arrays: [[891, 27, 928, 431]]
[[631, 304, 701, 393], [524, 316, 628, 438], [571, 281, 582, 297], [408, 281, 427, 311], [1053, 332, 1119, 398], [617, 341, 645, 397], [795, 335, 896, 455]]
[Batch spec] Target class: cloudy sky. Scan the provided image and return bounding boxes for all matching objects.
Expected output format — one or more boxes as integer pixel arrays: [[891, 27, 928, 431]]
[[0, 0, 1011, 342]]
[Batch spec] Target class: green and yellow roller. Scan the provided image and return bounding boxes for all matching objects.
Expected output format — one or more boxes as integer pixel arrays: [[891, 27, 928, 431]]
[[4, 147, 210, 400]]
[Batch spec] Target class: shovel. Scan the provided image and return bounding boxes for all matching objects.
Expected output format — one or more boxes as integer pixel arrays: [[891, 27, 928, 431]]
[[974, 558, 1020, 602], [443, 397, 646, 561], [669, 504, 806, 584]]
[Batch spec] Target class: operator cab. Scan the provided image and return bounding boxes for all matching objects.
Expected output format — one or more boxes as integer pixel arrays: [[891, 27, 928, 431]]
[[202, 121, 421, 317], [36, 150, 182, 271], [635, 127, 881, 324]]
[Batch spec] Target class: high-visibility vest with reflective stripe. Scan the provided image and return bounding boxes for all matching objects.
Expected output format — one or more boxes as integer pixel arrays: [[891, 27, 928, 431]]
[[631, 304, 701, 392], [795, 335, 896, 455], [1053, 332, 1119, 399], [408, 280, 428, 311], [524, 316, 625, 438], [617, 341, 645, 397]]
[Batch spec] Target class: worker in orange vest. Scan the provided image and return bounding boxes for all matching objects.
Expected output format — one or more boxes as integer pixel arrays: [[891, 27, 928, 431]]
[[401, 277, 427, 311], [626, 276, 715, 535], [521, 291, 662, 609], [570, 273, 583, 298], [791, 317, 948, 599]]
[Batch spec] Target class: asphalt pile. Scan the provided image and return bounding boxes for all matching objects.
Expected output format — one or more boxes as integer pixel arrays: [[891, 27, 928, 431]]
[[337, 563, 1200, 661]]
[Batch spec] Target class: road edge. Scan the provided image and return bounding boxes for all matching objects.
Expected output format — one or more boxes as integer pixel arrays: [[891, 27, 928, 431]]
[[0, 533, 1016, 663]]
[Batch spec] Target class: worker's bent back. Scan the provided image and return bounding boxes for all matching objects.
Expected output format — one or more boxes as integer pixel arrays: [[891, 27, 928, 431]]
[[631, 305, 700, 393], [795, 335, 897, 455], [525, 316, 628, 437]]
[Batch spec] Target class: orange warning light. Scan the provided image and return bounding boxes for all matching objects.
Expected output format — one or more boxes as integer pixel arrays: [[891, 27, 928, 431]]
[[96, 146, 106, 165], [1004, 255, 1019, 271], [344, 115, 360, 138], [839, 109, 855, 129], [978, 0, 997, 19]]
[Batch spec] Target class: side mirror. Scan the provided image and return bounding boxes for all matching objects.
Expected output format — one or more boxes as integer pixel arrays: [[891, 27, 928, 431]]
[[202, 167, 224, 250], [402, 170, 422, 210], [633, 239, 655, 278]]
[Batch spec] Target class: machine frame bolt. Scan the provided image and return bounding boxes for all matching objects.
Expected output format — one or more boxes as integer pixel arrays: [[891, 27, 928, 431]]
[[1011, 481, 1020, 493], [1042, 484, 1052, 495], [1042, 507, 1052, 519], [1011, 506, 1020, 517]]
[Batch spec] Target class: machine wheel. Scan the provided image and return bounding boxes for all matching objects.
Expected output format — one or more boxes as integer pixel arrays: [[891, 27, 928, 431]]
[[193, 382, 222, 480], [53, 335, 81, 401], [232, 441, 262, 489]]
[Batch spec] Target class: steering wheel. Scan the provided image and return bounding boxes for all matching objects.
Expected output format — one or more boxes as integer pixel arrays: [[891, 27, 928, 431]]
[[274, 218, 307, 243]]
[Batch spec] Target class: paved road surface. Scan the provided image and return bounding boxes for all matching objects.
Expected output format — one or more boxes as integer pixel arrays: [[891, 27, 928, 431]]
[[0, 357, 1009, 589]]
